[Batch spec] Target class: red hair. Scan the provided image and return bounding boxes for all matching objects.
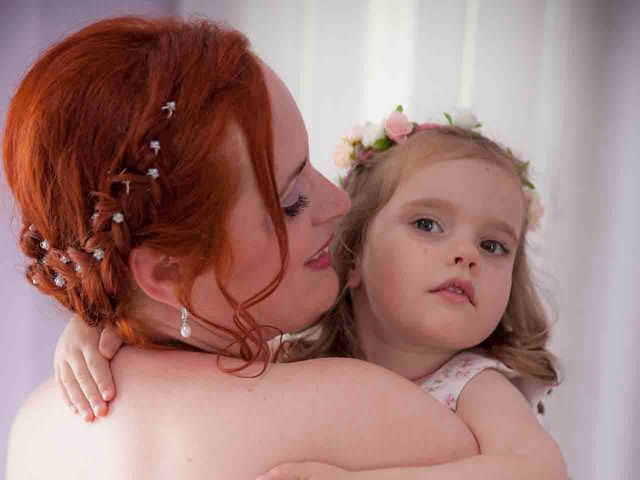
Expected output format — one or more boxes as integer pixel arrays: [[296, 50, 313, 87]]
[[3, 16, 289, 372]]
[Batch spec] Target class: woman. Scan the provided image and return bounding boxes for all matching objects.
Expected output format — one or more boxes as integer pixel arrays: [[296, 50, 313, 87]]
[[4, 17, 477, 479]]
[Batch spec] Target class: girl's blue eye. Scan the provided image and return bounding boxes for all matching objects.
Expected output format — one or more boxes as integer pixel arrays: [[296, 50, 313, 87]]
[[480, 239, 509, 255], [414, 218, 443, 233], [283, 194, 310, 218]]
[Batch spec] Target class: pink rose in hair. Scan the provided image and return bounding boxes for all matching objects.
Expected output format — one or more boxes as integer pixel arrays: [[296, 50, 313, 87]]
[[385, 110, 414, 143]]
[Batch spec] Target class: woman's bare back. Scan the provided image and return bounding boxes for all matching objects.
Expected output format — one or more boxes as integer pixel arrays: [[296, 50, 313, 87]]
[[7, 347, 478, 479]]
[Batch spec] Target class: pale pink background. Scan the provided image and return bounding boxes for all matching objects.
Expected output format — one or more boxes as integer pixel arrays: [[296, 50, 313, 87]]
[[2, 2, 639, 480], [0, 1, 175, 477]]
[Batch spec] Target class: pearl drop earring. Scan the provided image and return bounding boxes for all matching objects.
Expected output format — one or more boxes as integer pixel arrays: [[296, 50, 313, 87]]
[[180, 306, 191, 338]]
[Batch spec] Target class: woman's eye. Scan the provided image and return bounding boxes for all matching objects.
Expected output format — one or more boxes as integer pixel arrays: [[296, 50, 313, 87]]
[[480, 240, 509, 255], [283, 194, 310, 218], [414, 218, 443, 233]]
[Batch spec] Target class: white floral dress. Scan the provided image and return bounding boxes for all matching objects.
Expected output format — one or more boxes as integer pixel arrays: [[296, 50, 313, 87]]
[[414, 350, 552, 422]]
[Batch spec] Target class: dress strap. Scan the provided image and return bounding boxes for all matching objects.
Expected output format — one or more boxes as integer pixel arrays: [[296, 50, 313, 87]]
[[415, 351, 551, 423]]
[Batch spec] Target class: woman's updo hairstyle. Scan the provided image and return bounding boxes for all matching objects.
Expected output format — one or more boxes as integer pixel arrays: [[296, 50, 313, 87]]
[[3, 16, 290, 368]]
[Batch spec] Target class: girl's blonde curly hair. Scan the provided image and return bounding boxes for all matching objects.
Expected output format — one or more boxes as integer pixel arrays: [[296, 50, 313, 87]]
[[282, 126, 559, 386]]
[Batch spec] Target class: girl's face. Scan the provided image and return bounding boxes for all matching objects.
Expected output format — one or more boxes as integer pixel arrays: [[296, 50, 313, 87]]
[[190, 66, 351, 338], [349, 158, 524, 355]]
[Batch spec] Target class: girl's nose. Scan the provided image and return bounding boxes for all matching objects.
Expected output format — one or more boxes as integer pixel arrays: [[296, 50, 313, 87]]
[[447, 241, 479, 270]]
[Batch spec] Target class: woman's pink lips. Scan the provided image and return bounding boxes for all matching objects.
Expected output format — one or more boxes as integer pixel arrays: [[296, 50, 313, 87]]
[[304, 236, 333, 270], [305, 250, 333, 270]]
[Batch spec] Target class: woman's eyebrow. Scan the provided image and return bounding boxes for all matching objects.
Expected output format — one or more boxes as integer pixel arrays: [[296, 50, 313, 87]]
[[279, 157, 308, 196]]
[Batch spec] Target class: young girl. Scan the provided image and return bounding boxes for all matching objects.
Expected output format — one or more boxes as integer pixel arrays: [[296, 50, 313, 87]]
[[54, 108, 566, 479], [251, 108, 567, 479]]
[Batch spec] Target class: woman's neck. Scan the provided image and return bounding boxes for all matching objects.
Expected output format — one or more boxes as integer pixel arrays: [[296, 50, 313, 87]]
[[131, 295, 245, 356]]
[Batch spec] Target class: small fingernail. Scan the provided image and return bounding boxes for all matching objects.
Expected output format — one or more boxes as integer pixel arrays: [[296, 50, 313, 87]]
[[101, 389, 111, 401], [93, 403, 104, 416], [82, 409, 92, 421]]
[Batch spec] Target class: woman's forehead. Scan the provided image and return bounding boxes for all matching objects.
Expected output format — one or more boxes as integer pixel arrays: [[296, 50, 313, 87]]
[[260, 61, 308, 175]]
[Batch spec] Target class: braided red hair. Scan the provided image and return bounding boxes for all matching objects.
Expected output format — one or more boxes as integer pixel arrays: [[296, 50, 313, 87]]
[[3, 16, 289, 372]]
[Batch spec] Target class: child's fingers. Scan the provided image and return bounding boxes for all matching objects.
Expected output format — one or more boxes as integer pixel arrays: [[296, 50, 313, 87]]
[[259, 463, 312, 480], [54, 366, 77, 414], [259, 462, 347, 480], [67, 352, 107, 419], [58, 363, 95, 422], [98, 325, 123, 360], [84, 347, 116, 403]]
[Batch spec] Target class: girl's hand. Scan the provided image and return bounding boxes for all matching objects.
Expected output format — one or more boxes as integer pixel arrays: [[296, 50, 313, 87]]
[[258, 462, 354, 480], [53, 317, 123, 421]]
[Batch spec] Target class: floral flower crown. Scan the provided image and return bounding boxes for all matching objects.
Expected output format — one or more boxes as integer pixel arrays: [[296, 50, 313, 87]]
[[332, 106, 544, 231]]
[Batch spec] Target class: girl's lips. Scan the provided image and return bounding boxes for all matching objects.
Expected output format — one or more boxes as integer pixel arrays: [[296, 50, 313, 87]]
[[430, 288, 471, 304], [429, 277, 476, 305]]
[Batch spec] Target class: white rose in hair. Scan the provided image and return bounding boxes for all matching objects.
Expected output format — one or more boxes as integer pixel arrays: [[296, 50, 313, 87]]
[[346, 124, 364, 143], [452, 109, 480, 130], [361, 122, 385, 148], [333, 138, 355, 168]]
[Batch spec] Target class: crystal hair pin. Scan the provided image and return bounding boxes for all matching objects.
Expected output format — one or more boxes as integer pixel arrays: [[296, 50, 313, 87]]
[[54, 275, 66, 288], [150, 140, 161, 155], [161, 101, 176, 119]]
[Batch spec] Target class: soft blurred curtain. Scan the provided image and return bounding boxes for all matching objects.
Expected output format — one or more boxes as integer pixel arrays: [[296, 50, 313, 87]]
[[178, 1, 639, 479], [0, 1, 175, 477], [2, 1, 638, 479]]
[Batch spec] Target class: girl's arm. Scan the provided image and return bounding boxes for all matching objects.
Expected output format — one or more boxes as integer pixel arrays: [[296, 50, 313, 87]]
[[53, 317, 123, 421], [259, 369, 567, 480]]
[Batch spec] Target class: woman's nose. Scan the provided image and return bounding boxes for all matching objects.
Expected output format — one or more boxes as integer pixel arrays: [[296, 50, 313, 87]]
[[311, 170, 351, 226]]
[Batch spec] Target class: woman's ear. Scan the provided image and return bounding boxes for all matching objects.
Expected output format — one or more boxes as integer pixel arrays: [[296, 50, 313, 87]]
[[346, 256, 363, 289], [128, 247, 182, 307]]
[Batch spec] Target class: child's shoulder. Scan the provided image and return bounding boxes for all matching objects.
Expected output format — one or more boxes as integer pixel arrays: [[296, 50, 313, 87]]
[[416, 350, 551, 417]]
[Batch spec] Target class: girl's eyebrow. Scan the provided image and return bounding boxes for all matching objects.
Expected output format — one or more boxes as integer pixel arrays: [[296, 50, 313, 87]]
[[402, 198, 520, 243], [486, 220, 520, 244], [279, 157, 308, 197], [402, 198, 457, 214]]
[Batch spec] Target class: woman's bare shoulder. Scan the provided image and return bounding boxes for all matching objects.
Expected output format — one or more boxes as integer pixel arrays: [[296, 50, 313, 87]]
[[7, 377, 91, 480], [108, 348, 434, 411], [108, 350, 477, 472], [8, 349, 478, 479]]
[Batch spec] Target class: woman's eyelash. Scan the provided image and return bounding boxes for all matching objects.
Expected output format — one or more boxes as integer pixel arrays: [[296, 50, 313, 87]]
[[283, 194, 310, 218]]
